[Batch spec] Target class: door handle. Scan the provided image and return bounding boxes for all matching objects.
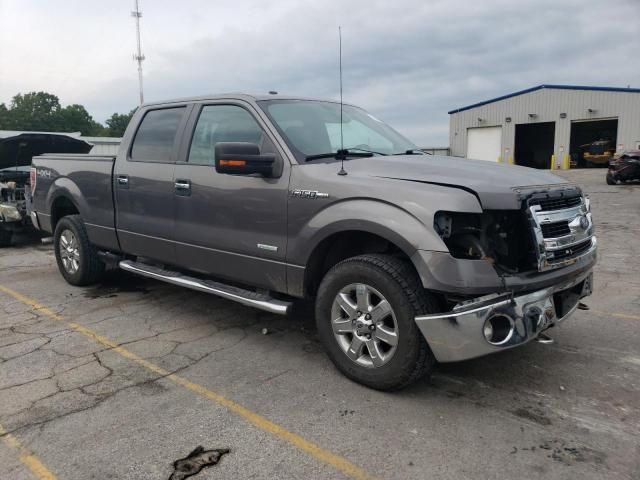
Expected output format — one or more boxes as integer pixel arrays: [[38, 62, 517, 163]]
[[117, 175, 129, 188], [174, 179, 191, 196]]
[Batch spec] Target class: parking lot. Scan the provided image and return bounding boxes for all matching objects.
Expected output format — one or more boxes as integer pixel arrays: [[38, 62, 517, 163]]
[[0, 169, 638, 480]]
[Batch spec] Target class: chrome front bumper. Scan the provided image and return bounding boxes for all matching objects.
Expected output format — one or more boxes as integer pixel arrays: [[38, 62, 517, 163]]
[[415, 269, 594, 362]]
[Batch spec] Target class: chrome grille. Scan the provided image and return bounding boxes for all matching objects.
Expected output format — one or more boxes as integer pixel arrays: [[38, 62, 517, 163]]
[[529, 195, 581, 212], [527, 193, 596, 271], [540, 221, 570, 238], [548, 239, 592, 262]]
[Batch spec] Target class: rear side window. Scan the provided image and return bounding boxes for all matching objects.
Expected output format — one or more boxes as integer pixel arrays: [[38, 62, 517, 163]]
[[130, 107, 185, 162]]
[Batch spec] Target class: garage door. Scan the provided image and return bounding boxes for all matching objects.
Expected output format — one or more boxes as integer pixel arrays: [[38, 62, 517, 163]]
[[467, 126, 502, 162]]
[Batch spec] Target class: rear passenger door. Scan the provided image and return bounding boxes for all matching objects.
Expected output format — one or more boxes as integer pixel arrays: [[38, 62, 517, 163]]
[[114, 106, 189, 264], [172, 102, 290, 292]]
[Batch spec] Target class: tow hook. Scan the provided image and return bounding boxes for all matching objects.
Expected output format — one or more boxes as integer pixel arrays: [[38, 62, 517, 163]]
[[536, 332, 554, 345]]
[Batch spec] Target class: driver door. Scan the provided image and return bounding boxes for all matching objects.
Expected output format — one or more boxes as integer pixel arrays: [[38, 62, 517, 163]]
[[172, 102, 290, 292]]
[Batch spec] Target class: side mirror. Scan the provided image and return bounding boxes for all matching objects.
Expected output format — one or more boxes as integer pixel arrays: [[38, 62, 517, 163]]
[[214, 142, 276, 177]]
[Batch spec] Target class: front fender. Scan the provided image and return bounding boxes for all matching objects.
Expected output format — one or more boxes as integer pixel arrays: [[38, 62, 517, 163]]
[[287, 198, 448, 267]]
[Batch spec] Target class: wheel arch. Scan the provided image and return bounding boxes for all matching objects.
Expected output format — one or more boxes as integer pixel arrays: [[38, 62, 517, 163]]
[[49, 194, 80, 232], [302, 229, 416, 296], [288, 199, 447, 297], [47, 178, 88, 231]]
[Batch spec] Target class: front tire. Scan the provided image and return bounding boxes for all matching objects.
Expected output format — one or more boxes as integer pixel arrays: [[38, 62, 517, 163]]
[[606, 172, 617, 185], [315, 254, 437, 391], [54, 215, 105, 286]]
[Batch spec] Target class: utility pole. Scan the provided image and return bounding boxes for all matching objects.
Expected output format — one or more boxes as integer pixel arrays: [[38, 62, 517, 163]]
[[131, 0, 145, 105]]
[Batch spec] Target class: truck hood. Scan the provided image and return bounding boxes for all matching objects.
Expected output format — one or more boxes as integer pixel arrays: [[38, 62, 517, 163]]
[[0, 165, 30, 183], [0, 133, 92, 170], [347, 155, 573, 210]]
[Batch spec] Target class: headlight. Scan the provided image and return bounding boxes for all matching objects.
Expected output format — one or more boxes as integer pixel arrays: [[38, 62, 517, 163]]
[[434, 210, 537, 273], [0, 203, 22, 222]]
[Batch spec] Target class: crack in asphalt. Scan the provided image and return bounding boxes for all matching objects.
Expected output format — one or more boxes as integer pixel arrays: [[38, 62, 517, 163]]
[[0, 290, 258, 443]]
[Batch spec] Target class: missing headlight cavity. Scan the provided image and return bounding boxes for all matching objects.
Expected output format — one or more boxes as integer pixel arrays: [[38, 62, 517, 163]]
[[168, 446, 230, 480], [434, 211, 536, 273]]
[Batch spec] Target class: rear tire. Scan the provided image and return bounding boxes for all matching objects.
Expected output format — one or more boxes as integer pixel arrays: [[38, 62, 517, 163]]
[[0, 228, 12, 247], [315, 254, 437, 391], [54, 215, 105, 286]]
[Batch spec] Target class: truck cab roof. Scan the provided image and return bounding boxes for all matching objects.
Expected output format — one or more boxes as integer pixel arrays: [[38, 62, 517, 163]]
[[142, 93, 352, 108]]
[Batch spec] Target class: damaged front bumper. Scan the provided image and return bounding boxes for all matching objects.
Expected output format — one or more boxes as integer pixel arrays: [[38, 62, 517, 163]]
[[415, 268, 594, 363]]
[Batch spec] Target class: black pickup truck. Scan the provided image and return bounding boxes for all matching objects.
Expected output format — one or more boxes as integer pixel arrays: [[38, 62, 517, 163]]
[[30, 94, 596, 390]]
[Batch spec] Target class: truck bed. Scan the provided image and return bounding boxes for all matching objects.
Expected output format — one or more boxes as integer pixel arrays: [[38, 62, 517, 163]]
[[31, 153, 119, 251]]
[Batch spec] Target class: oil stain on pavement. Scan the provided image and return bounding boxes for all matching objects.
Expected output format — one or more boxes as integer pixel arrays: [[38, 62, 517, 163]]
[[168, 446, 230, 480]]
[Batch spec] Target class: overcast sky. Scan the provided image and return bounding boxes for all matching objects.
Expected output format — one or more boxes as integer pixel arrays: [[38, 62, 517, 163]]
[[1, 0, 638, 145]]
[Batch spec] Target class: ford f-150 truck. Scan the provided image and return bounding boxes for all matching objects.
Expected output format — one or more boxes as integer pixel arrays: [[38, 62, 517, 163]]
[[29, 94, 596, 390]]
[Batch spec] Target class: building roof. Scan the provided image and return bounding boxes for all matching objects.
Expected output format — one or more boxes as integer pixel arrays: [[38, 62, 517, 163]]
[[448, 84, 640, 114]]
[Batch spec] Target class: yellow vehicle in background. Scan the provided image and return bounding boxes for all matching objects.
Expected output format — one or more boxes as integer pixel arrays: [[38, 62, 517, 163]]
[[581, 138, 616, 167]]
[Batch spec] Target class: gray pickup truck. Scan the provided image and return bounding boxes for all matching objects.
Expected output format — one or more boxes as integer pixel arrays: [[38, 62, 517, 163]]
[[29, 94, 596, 390]]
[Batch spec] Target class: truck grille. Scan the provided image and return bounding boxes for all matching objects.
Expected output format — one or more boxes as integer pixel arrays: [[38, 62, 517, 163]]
[[547, 239, 592, 262], [527, 191, 595, 271], [529, 195, 581, 212], [540, 221, 570, 238]]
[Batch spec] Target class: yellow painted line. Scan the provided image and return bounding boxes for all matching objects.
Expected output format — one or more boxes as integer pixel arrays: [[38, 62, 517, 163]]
[[0, 423, 57, 480], [591, 310, 640, 321], [0, 285, 376, 480]]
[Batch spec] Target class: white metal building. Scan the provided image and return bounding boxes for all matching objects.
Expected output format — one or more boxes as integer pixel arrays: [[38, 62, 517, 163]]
[[448, 85, 640, 169], [0, 131, 121, 156]]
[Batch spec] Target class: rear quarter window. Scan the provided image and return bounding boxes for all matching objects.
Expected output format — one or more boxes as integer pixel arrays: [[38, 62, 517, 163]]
[[130, 107, 185, 162]]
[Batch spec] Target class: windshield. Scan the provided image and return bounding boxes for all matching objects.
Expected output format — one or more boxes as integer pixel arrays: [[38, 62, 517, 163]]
[[257, 100, 418, 162]]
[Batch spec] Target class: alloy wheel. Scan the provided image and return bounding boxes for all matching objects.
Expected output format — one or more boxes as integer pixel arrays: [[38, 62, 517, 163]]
[[59, 230, 80, 274], [330, 283, 399, 368]]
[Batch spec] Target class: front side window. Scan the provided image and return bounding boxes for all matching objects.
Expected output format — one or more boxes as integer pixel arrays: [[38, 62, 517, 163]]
[[188, 105, 265, 165], [258, 100, 417, 162], [130, 107, 185, 162]]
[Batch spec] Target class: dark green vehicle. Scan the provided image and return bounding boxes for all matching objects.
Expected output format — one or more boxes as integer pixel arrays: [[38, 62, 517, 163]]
[[29, 94, 597, 390]]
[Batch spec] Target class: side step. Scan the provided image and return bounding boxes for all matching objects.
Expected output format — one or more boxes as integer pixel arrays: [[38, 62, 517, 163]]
[[119, 260, 292, 315]]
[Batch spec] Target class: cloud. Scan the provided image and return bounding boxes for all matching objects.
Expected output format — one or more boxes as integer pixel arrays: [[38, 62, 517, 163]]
[[1, 0, 638, 145]]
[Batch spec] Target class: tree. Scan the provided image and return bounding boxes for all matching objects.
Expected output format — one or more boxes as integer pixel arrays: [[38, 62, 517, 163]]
[[58, 104, 106, 136], [0, 103, 10, 129], [8, 92, 62, 131], [0, 91, 134, 137], [105, 109, 136, 137]]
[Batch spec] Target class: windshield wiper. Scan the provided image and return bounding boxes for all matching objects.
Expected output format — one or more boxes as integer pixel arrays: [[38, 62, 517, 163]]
[[343, 147, 388, 156], [305, 149, 374, 162], [391, 149, 425, 156]]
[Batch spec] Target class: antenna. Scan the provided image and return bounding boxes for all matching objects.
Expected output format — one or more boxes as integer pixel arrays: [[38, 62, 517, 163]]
[[132, 0, 145, 105], [337, 26, 347, 176]]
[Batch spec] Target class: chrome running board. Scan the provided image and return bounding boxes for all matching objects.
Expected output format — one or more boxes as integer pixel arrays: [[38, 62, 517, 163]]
[[119, 260, 291, 315]]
